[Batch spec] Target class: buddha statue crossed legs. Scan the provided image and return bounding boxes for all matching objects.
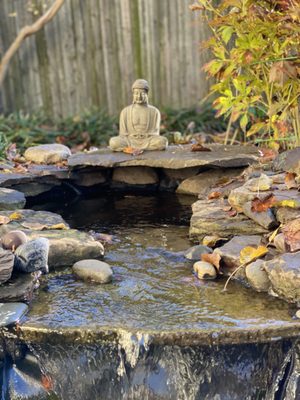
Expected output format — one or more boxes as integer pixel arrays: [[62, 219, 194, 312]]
[[109, 79, 168, 152]]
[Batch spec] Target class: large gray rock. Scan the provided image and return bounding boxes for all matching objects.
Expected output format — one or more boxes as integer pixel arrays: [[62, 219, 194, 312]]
[[72, 259, 113, 283], [190, 199, 267, 242], [245, 259, 271, 292], [14, 238, 49, 274], [24, 144, 71, 164], [68, 144, 260, 169], [176, 168, 240, 197], [112, 166, 158, 186], [264, 252, 300, 303], [0, 302, 28, 327], [0, 210, 104, 269], [273, 147, 300, 175], [0, 188, 26, 210], [228, 186, 272, 212]]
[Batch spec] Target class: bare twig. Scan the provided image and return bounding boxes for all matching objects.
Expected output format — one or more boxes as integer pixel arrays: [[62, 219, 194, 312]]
[[0, 0, 65, 87]]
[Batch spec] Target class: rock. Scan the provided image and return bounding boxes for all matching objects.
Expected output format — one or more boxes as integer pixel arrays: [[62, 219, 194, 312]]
[[0, 248, 14, 284], [1, 230, 28, 251], [242, 201, 278, 230], [68, 144, 260, 169], [176, 168, 240, 197], [0, 303, 28, 327], [70, 168, 107, 187], [273, 148, 300, 175], [264, 252, 300, 303], [207, 179, 244, 200], [273, 233, 287, 253], [0, 273, 40, 302], [275, 207, 300, 224], [190, 199, 267, 242], [245, 259, 270, 292], [72, 259, 113, 283], [24, 144, 71, 165], [0, 188, 26, 210], [160, 167, 200, 190], [112, 166, 158, 186], [214, 235, 262, 272], [193, 261, 217, 280], [228, 186, 272, 212], [184, 245, 212, 261], [243, 174, 273, 192], [14, 238, 49, 274]]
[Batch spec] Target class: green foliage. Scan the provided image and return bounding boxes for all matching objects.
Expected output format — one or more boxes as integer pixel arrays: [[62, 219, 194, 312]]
[[193, 0, 300, 149], [0, 109, 118, 152], [160, 102, 228, 134], [0, 133, 8, 160]]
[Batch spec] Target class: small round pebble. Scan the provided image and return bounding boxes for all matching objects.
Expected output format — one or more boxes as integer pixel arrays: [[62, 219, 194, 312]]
[[72, 259, 113, 284], [193, 261, 217, 280]]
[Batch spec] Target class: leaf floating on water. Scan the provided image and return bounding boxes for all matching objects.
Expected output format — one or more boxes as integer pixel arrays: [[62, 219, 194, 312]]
[[191, 143, 212, 152], [285, 172, 298, 189], [282, 218, 300, 252], [239, 245, 268, 265], [41, 374, 54, 391], [0, 215, 10, 225], [251, 193, 276, 212], [201, 252, 221, 271], [9, 211, 23, 220]]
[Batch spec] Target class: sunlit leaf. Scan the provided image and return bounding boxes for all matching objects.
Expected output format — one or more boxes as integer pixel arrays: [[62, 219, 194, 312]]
[[239, 245, 268, 264], [201, 252, 221, 271], [251, 193, 276, 212]]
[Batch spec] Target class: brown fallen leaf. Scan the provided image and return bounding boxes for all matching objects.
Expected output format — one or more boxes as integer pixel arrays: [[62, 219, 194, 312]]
[[258, 148, 278, 163], [191, 143, 212, 152], [208, 191, 222, 200], [228, 209, 237, 217], [251, 193, 276, 212], [282, 218, 300, 252], [239, 245, 268, 265], [201, 252, 221, 271], [13, 163, 28, 173], [222, 206, 232, 212], [49, 223, 69, 230], [123, 147, 144, 156], [0, 215, 10, 225], [285, 172, 298, 189], [41, 374, 54, 391]]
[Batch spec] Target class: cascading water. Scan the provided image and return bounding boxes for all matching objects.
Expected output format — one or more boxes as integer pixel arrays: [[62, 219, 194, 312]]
[[1, 192, 300, 399]]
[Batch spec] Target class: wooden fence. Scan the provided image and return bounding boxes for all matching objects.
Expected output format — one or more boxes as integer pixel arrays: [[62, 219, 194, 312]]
[[0, 0, 211, 118]]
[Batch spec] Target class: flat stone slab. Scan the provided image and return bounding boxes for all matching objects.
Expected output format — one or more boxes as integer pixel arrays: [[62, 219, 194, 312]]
[[0, 302, 28, 327], [0, 188, 26, 210], [0, 210, 104, 268], [68, 145, 260, 170], [0, 274, 39, 302]]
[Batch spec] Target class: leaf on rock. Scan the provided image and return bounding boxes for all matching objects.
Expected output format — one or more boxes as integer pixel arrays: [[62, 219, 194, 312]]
[[0, 215, 10, 225], [201, 252, 221, 271], [191, 143, 212, 152], [282, 219, 300, 252], [202, 235, 222, 247], [239, 245, 268, 265], [208, 191, 222, 199], [285, 172, 298, 189], [8, 211, 23, 220], [251, 193, 276, 212], [274, 199, 300, 209], [258, 148, 278, 162], [49, 223, 69, 230], [123, 147, 144, 156]]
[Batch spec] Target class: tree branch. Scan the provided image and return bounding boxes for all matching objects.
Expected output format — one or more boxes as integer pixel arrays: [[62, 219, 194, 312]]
[[0, 0, 65, 87]]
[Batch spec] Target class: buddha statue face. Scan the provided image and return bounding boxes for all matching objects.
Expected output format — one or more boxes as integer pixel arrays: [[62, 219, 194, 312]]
[[132, 88, 148, 105]]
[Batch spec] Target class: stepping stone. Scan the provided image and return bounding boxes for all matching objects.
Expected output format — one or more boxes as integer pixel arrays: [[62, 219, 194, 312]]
[[73, 259, 113, 283], [0, 302, 28, 327]]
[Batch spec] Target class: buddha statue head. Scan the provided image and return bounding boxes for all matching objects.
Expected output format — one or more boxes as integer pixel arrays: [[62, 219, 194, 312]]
[[132, 79, 149, 105]]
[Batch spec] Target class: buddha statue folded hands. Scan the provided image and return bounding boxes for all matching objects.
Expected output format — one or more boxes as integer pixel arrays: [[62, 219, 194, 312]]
[[109, 79, 168, 152]]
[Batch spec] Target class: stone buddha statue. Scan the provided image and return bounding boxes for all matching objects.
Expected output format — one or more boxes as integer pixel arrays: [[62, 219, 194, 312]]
[[109, 79, 168, 151]]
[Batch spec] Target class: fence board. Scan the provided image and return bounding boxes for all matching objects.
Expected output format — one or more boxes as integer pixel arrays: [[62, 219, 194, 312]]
[[0, 0, 211, 117]]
